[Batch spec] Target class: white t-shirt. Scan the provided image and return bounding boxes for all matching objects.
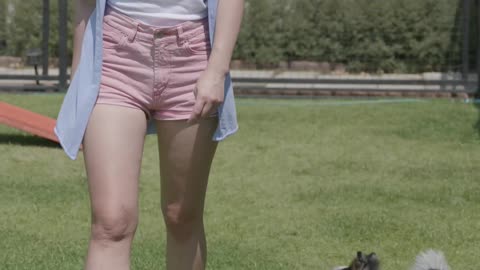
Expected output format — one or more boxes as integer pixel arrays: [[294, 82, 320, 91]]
[[107, 0, 208, 26]]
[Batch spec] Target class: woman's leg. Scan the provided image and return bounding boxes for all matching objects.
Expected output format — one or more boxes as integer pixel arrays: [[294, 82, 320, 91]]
[[156, 117, 219, 270], [82, 104, 148, 270]]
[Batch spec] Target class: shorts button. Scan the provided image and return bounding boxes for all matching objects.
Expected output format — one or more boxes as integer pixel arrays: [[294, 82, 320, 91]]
[[154, 31, 164, 39]]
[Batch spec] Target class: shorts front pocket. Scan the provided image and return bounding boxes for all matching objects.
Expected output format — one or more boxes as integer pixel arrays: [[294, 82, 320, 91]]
[[102, 19, 128, 50], [184, 29, 211, 55]]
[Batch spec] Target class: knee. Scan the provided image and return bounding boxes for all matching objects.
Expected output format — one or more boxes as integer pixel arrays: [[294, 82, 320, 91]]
[[91, 208, 138, 243], [162, 203, 203, 240]]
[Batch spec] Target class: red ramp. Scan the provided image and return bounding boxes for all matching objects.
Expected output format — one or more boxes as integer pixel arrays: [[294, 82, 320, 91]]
[[0, 101, 70, 147]]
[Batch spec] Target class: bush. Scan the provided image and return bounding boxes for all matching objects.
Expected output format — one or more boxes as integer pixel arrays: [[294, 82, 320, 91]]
[[0, 0, 74, 64]]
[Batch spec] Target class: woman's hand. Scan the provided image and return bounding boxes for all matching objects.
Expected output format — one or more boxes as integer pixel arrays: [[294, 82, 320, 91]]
[[187, 0, 245, 124], [187, 67, 226, 124]]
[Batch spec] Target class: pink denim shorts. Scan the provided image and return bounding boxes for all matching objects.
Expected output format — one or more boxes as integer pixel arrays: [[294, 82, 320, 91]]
[[96, 3, 217, 121]]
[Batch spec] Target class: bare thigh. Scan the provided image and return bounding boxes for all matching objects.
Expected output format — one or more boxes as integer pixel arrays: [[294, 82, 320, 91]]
[[156, 117, 219, 230], [82, 104, 147, 234]]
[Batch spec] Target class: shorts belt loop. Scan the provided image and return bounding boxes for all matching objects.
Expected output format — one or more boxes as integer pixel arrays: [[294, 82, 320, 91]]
[[177, 26, 184, 37], [176, 26, 185, 44], [129, 22, 139, 42]]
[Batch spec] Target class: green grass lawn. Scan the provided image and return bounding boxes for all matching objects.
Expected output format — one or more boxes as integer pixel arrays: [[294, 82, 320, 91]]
[[1, 94, 479, 270]]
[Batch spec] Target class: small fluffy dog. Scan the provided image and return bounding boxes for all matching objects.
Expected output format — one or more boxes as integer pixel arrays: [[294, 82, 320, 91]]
[[333, 249, 450, 270]]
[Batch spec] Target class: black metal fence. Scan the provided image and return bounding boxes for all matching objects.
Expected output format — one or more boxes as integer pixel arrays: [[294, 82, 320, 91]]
[[229, 0, 480, 97], [0, 0, 478, 96]]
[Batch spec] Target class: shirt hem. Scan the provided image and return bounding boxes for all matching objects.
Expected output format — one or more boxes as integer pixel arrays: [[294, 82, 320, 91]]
[[53, 126, 78, 161], [213, 124, 239, 142]]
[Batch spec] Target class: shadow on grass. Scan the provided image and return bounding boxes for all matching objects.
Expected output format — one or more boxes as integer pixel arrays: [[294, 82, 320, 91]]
[[0, 133, 59, 148]]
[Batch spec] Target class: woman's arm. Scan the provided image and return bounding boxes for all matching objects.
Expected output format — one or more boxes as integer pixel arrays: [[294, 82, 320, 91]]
[[206, 0, 245, 75], [71, 0, 96, 79], [188, 0, 245, 123]]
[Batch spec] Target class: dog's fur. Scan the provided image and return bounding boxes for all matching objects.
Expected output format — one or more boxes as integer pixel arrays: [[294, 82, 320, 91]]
[[410, 249, 450, 270], [333, 249, 450, 270]]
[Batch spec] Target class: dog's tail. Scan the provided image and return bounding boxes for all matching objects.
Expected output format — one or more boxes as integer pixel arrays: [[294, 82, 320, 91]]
[[410, 249, 450, 270]]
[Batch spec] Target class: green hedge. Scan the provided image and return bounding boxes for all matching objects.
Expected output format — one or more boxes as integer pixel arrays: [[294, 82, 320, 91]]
[[0, 0, 476, 73], [234, 0, 473, 73]]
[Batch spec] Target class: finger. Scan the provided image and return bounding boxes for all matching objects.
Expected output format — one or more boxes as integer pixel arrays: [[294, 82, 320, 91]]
[[187, 98, 205, 124], [201, 101, 214, 118], [193, 86, 198, 99]]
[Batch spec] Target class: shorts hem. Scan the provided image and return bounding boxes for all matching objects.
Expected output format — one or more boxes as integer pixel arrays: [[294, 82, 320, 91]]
[[95, 101, 151, 119], [152, 112, 218, 121]]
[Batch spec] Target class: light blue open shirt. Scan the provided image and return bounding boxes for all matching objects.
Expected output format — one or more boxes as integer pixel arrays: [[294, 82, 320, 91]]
[[54, 0, 239, 160]]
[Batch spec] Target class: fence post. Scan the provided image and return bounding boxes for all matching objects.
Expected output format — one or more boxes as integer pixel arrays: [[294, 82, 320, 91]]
[[42, 0, 49, 76], [463, 0, 471, 83], [58, 0, 68, 91], [477, 0, 480, 97]]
